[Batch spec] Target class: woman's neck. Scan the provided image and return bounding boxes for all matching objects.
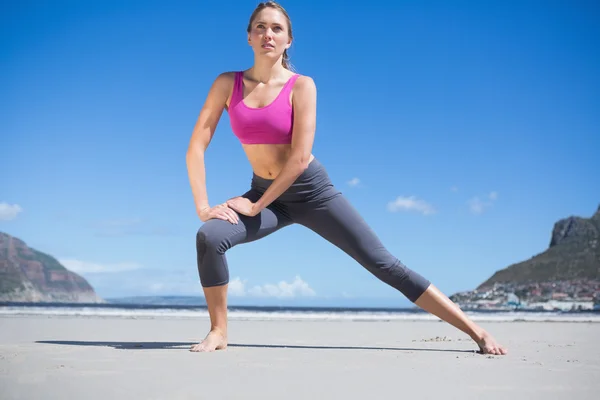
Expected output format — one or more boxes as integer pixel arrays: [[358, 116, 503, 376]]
[[248, 57, 287, 83]]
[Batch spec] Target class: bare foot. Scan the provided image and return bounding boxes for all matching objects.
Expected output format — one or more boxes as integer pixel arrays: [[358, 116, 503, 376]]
[[475, 330, 508, 355], [190, 329, 227, 352]]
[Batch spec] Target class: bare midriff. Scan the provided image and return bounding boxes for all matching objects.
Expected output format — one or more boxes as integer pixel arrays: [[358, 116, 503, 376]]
[[242, 143, 314, 179]]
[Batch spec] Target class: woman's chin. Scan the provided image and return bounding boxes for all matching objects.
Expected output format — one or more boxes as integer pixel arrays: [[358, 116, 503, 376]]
[[254, 49, 282, 58]]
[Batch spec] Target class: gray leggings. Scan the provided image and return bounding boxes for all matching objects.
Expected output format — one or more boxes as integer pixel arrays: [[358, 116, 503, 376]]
[[196, 158, 431, 303]]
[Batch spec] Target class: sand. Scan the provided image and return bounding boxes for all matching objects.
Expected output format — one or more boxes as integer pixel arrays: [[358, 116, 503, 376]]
[[1, 315, 598, 399]]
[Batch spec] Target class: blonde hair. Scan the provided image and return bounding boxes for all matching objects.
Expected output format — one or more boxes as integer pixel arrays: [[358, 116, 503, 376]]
[[247, 1, 295, 71]]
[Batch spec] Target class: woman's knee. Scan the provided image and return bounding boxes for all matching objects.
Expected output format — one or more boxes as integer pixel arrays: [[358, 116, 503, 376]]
[[385, 260, 431, 302], [196, 221, 232, 286], [359, 253, 430, 303], [196, 220, 233, 255]]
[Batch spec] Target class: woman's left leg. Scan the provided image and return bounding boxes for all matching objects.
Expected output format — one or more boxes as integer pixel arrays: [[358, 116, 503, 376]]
[[293, 192, 507, 355]]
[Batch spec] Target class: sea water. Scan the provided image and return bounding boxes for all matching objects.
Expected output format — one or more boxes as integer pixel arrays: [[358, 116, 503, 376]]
[[1, 302, 599, 322]]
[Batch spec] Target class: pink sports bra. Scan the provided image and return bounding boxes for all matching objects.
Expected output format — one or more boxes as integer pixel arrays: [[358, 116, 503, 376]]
[[228, 71, 300, 145]]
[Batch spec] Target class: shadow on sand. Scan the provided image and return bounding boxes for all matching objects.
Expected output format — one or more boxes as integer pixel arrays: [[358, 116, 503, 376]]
[[36, 340, 478, 354]]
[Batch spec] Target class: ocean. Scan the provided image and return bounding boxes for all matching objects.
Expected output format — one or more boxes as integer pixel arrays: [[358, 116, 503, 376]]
[[1, 302, 599, 323]]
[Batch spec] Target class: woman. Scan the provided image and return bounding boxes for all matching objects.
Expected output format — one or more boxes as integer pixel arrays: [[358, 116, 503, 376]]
[[186, 1, 507, 355]]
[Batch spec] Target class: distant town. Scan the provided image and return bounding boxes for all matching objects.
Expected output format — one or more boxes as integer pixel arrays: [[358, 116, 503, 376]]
[[450, 280, 600, 312]]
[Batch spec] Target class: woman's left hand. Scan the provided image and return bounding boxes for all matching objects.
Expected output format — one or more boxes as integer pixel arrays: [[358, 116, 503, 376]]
[[226, 196, 259, 217]]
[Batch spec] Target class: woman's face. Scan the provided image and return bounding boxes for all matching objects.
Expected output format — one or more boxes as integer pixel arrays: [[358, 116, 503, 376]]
[[248, 8, 291, 59]]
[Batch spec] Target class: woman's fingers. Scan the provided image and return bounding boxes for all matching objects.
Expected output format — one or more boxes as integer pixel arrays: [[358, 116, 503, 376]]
[[207, 207, 227, 222], [225, 210, 237, 224], [227, 209, 239, 224], [222, 203, 239, 224], [218, 204, 236, 224], [214, 205, 238, 224], [203, 203, 239, 224], [216, 211, 232, 224]]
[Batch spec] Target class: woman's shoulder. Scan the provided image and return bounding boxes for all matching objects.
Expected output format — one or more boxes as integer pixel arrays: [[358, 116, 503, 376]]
[[208, 71, 239, 98], [291, 73, 316, 94], [213, 71, 238, 85], [290, 71, 313, 81]]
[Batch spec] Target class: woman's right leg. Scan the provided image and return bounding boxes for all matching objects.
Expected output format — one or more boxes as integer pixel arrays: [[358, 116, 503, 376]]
[[191, 190, 292, 352]]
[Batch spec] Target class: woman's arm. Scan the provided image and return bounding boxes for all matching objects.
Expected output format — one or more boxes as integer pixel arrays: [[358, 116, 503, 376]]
[[251, 75, 318, 214], [186, 72, 239, 224]]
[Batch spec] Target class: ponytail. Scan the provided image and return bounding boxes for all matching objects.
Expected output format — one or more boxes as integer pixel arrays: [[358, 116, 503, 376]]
[[282, 49, 295, 71]]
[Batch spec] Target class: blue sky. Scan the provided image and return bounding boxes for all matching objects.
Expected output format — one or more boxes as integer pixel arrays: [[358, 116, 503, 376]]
[[2, 0, 599, 307]]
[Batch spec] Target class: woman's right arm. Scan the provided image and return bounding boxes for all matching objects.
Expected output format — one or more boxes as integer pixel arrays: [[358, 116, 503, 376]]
[[186, 72, 239, 224]]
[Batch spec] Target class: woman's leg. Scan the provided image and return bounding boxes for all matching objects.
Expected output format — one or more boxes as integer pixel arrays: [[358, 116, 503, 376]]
[[191, 190, 292, 352], [294, 193, 507, 355], [413, 285, 507, 354]]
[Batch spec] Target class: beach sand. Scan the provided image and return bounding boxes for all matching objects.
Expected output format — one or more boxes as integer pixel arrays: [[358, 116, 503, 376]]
[[1, 315, 598, 399]]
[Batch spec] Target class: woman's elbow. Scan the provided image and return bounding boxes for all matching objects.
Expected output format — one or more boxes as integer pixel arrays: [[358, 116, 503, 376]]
[[186, 147, 205, 168], [290, 153, 311, 173], [186, 140, 206, 158]]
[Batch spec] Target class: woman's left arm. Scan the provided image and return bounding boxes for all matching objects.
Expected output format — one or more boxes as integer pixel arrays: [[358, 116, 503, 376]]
[[228, 76, 317, 216]]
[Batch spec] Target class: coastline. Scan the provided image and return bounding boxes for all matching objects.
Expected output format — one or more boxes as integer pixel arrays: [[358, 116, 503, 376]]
[[1, 302, 599, 323]]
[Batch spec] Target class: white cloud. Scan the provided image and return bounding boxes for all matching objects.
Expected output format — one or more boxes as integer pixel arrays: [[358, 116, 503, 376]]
[[0, 203, 23, 221], [149, 283, 165, 292], [468, 191, 498, 215], [59, 258, 143, 274], [228, 276, 316, 298], [387, 196, 436, 215], [228, 277, 247, 296], [347, 178, 361, 187], [468, 197, 486, 215], [144, 276, 315, 298], [90, 268, 203, 297]]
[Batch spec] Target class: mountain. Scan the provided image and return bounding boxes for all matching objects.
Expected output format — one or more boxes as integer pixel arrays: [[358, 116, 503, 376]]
[[0, 232, 104, 303], [478, 205, 600, 288]]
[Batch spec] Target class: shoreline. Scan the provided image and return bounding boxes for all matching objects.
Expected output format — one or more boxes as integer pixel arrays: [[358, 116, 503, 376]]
[[1, 304, 599, 323]]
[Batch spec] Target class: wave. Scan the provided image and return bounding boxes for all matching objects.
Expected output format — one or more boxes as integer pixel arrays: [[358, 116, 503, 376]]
[[1, 303, 599, 322]]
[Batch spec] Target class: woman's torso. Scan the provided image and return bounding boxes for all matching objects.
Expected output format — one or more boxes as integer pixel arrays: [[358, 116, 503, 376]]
[[224, 70, 314, 180]]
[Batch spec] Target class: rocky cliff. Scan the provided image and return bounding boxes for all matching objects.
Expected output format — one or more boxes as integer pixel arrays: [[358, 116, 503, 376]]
[[0, 232, 104, 303], [477, 205, 600, 288]]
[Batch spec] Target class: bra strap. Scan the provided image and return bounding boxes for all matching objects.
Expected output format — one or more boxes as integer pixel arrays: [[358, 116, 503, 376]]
[[278, 74, 301, 104], [230, 71, 244, 107]]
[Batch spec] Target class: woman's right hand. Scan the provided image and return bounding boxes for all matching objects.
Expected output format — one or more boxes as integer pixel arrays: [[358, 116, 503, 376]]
[[197, 204, 239, 224]]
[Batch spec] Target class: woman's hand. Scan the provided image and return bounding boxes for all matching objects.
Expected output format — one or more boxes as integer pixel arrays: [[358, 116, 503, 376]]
[[197, 203, 239, 224], [226, 196, 259, 217]]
